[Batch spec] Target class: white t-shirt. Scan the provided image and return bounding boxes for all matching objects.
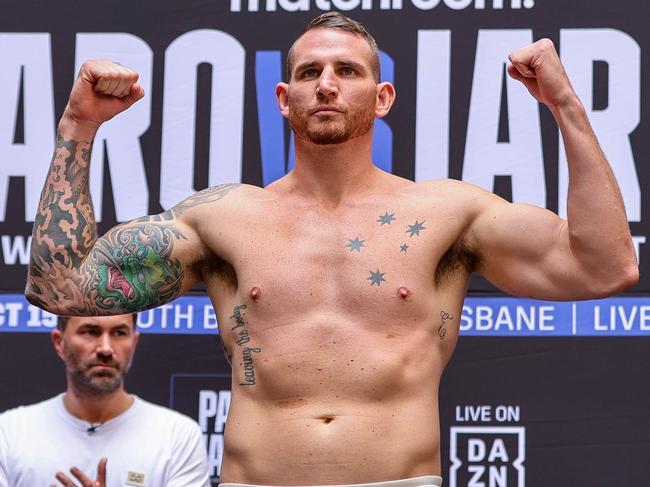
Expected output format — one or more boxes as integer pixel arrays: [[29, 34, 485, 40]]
[[0, 394, 210, 487]]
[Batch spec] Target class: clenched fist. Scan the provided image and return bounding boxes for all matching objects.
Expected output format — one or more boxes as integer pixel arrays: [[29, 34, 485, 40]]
[[62, 60, 145, 134], [508, 39, 578, 109]]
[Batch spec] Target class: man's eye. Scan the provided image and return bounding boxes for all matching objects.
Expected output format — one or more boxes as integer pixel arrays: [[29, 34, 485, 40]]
[[341, 67, 356, 76], [303, 69, 318, 78]]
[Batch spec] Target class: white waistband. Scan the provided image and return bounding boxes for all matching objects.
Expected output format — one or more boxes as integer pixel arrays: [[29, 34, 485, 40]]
[[220, 475, 443, 487]]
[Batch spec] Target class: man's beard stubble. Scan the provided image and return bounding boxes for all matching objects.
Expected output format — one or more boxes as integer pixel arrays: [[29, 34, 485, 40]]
[[289, 101, 376, 145], [64, 347, 128, 398]]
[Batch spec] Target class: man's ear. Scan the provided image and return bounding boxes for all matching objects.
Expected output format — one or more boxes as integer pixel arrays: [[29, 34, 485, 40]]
[[375, 81, 396, 119], [51, 329, 65, 360], [276, 82, 290, 119]]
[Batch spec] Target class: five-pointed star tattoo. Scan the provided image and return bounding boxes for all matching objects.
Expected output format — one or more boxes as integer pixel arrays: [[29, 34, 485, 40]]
[[346, 237, 366, 252], [377, 212, 396, 225], [406, 220, 426, 237], [367, 269, 386, 286], [400, 243, 409, 253]]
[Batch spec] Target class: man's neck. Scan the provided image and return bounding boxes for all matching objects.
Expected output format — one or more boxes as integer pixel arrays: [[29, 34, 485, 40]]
[[288, 133, 380, 206], [62, 388, 134, 424]]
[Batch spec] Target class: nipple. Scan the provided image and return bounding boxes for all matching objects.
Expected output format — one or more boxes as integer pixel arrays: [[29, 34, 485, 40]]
[[249, 286, 261, 301], [396, 287, 411, 299]]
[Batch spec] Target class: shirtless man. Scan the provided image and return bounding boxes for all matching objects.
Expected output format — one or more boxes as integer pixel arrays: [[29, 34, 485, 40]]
[[27, 12, 637, 487]]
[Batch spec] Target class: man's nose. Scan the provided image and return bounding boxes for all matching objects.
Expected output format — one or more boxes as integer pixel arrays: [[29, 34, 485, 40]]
[[96, 334, 114, 356], [316, 68, 338, 97]]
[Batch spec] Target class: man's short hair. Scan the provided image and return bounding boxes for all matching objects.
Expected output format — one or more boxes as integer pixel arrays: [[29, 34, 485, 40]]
[[286, 12, 381, 82], [57, 313, 138, 332]]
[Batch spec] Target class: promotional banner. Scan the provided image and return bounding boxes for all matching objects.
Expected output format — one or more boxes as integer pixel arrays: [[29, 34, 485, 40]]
[[1, 1, 648, 485], [4, 294, 650, 336]]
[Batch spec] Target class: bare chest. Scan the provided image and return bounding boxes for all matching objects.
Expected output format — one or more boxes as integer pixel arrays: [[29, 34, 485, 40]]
[[207, 203, 465, 323]]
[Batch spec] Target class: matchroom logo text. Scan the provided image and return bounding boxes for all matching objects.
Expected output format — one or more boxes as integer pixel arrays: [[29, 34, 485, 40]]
[[230, 0, 537, 12]]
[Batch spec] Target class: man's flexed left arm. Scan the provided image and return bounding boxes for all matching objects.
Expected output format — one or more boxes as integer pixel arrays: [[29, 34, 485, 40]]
[[468, 39, 638, 300]]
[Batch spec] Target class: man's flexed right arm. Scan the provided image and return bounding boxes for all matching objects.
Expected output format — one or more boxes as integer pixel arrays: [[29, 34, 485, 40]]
[[26, 60, 200, 316]]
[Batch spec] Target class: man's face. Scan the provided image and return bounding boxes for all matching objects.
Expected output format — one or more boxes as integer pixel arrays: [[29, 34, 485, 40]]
[[52, 315, 139, 397], [282, 28, 379, 145]]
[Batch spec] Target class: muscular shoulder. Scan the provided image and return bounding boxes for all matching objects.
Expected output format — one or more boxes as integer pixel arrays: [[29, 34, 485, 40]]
[[170, 183, 277, 225], [406, 179, 502, 270], [405, 178, 496, 219], [172, 183, 263, 215]]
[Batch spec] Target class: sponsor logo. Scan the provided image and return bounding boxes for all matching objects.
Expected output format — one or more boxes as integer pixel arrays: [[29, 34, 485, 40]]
[[450, 405, 525, 487], [230, 0, 537, 12]]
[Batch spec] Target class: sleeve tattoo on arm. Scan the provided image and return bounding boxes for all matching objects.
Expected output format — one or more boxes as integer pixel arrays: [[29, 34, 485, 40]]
[[87, 184, 242, 312], [31, 134, 96, 269], [28, 134, 98, 312], [89, 224, 185, 312], [31, 213, 185, 314], [28, 134, 240, 314], [93, 184, 243, 310]]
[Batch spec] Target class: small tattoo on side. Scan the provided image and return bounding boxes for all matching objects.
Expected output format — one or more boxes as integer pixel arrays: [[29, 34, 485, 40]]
[[438, 310, 453, 340], [229, 304, 261, 386], [230, 305, 247, 331], [241, 346, 261, 386], [400, 243, 409, 253], [368, 270, 386, 286]]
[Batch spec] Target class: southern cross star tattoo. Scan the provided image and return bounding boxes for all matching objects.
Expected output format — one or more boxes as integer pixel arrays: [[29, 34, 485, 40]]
[[377, 212, 396, 225], [367, 269, 386, 286], [346, 237, 366, 252], [400, 243, 409, 253], [406, 220, 426, 237]]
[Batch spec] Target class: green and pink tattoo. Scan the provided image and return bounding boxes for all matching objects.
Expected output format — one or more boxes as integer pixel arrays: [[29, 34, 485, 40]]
[[27, 130, 239, 314]]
